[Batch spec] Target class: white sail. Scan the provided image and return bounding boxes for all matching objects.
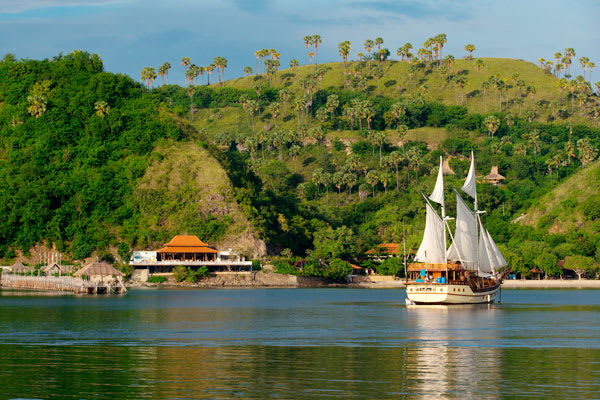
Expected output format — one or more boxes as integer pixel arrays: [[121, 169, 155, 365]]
[[429, 156, 445, 206], [477, 226, 494, 276], [485, 228, 508, 269], [461, 150, 477, 201], [415, 202, 446, 264], [447, 192, 478, 270]]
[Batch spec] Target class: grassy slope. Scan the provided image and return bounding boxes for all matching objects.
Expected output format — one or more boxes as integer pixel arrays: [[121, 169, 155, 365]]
[[225, 58, 573, 119], [134, 140, 266, 257], [520, 160, 600, 233]]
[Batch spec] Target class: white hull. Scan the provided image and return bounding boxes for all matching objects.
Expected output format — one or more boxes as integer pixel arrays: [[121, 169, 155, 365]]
[[405, 283, 499, 304]]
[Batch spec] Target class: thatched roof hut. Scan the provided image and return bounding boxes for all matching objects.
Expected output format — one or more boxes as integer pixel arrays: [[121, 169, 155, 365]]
[[74, 262, 123, 278], [11, 261, 29, 274], [485, 166, 506, 185], [44, 262, 65, 275]]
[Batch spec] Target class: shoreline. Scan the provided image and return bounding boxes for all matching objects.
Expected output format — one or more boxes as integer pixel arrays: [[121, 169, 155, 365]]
[[500, 279, 600, 289]]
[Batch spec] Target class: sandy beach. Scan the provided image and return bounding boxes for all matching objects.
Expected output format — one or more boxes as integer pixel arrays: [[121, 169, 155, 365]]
[[501, 279, 600, 289]]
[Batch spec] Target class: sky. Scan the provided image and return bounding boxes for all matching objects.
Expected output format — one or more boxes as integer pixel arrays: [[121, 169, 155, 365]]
[[0, 0, 598, 86]]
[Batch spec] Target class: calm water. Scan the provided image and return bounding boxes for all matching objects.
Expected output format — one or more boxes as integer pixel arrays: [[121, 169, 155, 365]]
[[0, 288, 599, 399]]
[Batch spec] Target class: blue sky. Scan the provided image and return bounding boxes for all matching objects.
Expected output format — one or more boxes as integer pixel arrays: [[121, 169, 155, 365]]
[[1, 0, 598, 86]]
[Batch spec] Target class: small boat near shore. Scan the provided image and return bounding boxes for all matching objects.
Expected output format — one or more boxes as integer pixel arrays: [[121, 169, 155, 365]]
[[405, 152, 506, 305]]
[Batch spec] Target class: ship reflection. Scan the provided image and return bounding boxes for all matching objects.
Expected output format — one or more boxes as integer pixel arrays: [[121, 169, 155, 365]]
[[404, 305, 502, 398]]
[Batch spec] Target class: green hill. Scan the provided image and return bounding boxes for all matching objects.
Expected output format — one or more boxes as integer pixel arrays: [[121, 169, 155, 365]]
[[225, 58, 591, 124], [0, 52, 262, 263], [520, 159, 600, 234], [1, 51, 599, 274]]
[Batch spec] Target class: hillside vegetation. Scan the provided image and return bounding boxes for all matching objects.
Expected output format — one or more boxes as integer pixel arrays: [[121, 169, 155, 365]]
[[228, 59, 563, 117], [521, 159, 600, 234], [1, 51, 599, 279], [0, 52, 257, 262]]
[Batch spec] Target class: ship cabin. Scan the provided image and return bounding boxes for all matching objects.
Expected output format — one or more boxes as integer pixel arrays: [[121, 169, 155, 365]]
[[406, 262, 468, 285], [157, 235, 218, 262]]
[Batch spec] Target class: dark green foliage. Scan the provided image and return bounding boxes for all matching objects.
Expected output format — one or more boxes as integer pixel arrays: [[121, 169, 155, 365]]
[[324, 259, 352, 282], [147, 275, 167, 283], [313, 226, 358, 261], [0, 52, 180, 255], [173, 266, 187, 282], [172, 266, 210, 283], [581, 197, 600, 221], [376, 257, 405, 277]]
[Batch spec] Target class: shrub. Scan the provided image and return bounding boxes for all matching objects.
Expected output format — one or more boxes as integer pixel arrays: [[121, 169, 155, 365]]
[[148, 276, 167, 283], [251, 260, 262, 271], [173, 266, 187, 282], [564, 255, 598, 279], [377, 257, 404, 277], [118, 263, 134, 280], [274, 259, 298, 275], [581, 197, 600, 221], [324, 259, 352, 282]]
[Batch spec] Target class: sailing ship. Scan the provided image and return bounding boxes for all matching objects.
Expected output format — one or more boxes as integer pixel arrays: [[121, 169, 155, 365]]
[[405, 152, 507, 304]]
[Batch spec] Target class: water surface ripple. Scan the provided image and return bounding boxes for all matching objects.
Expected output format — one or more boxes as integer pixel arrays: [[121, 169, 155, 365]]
[[0, 288, 598, 399]]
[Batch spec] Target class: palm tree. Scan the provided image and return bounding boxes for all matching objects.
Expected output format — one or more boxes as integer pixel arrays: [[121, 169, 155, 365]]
[[464, 44, 475, 60], [357, 52, 365, 62], [338, 41, 351, 68], [332, 171, 345, 195], [373, 64, 384, 94], [267, 102, 281, 128], [213, 56, 228, 86], [140, 66, 157, 89], [387, 151, 403, 191], [364, 39, 374, 59], [94, 101, 110, 117], [158, 62, 171, 85], [27, 95, 47, 118], [474, 58, 484, 85], [577, 138, 598, 166], [185, 67, 195, 86], [524, 129, 541, 155], [187, 86, 196, 120], [375, 37, 384, 51], [434, 33, 447, 61], [454, 75, 467, 104], [326, 94, 339, 118], [483, 115, 500, 137], [205, 64, 215, 85], [254, 50, 261, 74], [181, 57, 191, 72], [308, 52, 314, 64], [289, 59, 299, 70], [312, 34, 322, 67], [366, 170, 379, 196], [588, 61, 595, 83], [244, 66, 253, 78], [303, 35, 314, 65]]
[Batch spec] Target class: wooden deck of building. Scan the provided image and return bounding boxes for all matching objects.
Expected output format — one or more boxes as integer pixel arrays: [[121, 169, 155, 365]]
[[0, 274, 126, 295]]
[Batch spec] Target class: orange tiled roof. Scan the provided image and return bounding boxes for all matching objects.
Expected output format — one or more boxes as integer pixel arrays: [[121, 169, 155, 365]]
[[157, 246, 218, 254], [165, 235, 208, 247], [365, 243, 400, 255]]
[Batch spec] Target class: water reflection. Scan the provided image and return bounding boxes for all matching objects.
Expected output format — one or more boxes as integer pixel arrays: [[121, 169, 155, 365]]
[[0, 289, 599, 399]]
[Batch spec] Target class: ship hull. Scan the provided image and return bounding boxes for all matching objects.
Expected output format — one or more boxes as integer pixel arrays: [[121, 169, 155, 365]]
[[405, 283, 500, 305]]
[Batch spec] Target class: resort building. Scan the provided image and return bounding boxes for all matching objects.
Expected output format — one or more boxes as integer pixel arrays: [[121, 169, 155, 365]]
[[366, 243, 401, 261], [129, 234, 253, 280], [156, 235, 218, 262]]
